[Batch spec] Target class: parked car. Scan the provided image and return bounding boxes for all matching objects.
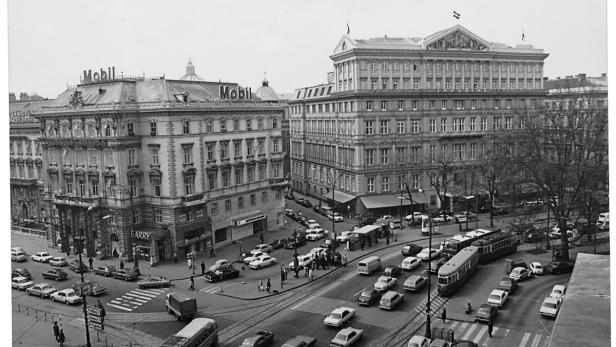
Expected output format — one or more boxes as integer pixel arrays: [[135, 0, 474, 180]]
[[405, 212, 424, 221], [114, 268, 139, 281], [374, 276, 397, 292], [454, 211, 476, 223], [12, 268, 32, 280], [42, 268, 68, 281], [487, 289, 509, 308], [284, 235, 307, 249], [26, 282, 57, 298], [525, 229, 546, 243], [475, 303, 498, 324], [432, 214, 451, 223], [382, 265, 402, 278], [137, 276, 171, 289], [74, 280, 107, 296], [407, 335, 430, 347], [389, 219, 402, 230], [69, 259, 88, 273], [539, 297, 562, 318], [204, 268, 240, 283], [281, 335, 316, 347], [240, 330, 275, 347], [356, 287, 382, 306], [252, 244, 274, 254], [330, 327, 363, 347], [11, 276, 34, 290], [11, 250, 28, 262], [323, 307, 356, 328], [529, 262, 544, 275], [270, 239, 288, 250], [249, 255, 277, 270], [417, 248, 441, 261], [289, 254, 314, 271], [550, 284, 567, 302], [429, 258, 447, 273], [379, 290, 404, 310], [401, 243, 423, 256], [32, 251, 54, 263], [298, 216, 309, 226], [49, 256, 68, 267], [358, 216, 377, 227], [208, 259, 232, 272], [509, 267, 531, 281], [403, 275, 427, 292], [497, 276, 518, 293], [331, 213, 344, 222], [51, 289, 82, 305], [296, 198, 313, 208], [337, 231, 357, 243], [401, 257, 421, 271], [244, 251, 266, 264], [94, 265, 117, 277], [546, 261, 574, 274], [306, 229, 326, 241]]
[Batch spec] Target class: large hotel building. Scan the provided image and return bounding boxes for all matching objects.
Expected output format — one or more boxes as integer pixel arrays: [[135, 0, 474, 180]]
[[36, 62, 287, 263], [289, 25, 548, 216]]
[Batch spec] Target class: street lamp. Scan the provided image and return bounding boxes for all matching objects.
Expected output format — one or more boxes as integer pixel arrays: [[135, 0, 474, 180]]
[[109, 183, 136, 267], [326, 171, 343, 240], [416, 188, 433, 340]]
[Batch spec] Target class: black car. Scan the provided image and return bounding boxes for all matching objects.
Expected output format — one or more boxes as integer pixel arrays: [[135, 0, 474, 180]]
[[284, 236, 307, 249], [204, 267, 240, 283], [546, 261, 574, 274], [357, 287, 382, 306], [299, 216, 309, 226], [401, 243, 423, 256], [358, 216, 377, 227], [451, 341, 479, 347], [94, 265, 117, 277], [114, 268, 139, 281], [475, 303, 498, 324], [42, 268, 68, 281], [240, 330, 275, 347], [525, 229, 547, 243], [270, 239, 288, 250], [12, 268, 32, 280], [295, 198, 313, 208], [69, 260, 88, 273], [382, 265, 402, 278]]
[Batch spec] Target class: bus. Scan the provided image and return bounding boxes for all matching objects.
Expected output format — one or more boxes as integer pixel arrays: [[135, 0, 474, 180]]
[[441, 228, 500, 259], [437, 245, 479, 296], [472, 231, 518, 264], [161, 318, 218, 347]]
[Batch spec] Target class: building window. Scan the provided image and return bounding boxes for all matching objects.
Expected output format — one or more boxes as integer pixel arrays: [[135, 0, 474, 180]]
[[396, 148, 406, 162], [410, 120, 420, 134], [273, 138, 280, 152], [234, 141, 242, 157], [380, 120, 389, 134], [78, 177, 86, 196], [235, 168, 243, 185], [481, 117, 487, 131], [225, 199, 231, 213], [441, 144, 449, 160], [367, 178, 375, 192], [273, 163, 280, 178], [470, 117, 476, 131], [272, 117, 278, 129], [506, 99, 512, 109], [222, 171, 230, 187], [440, 118, 447, 132], [366, 101, 373, 111], [150, 147, 159, 165], [441, 100, 447, 109], [233, 119, 240, 131], [398, 100, 404, 110], [257, 118, 263, 130], [454, 144, 465, 160], [429, 100, 436, 109], [208, 173, 217, 189], [220, 141, 229, 159], [392, 82, 398, 90], [182, 144, 193, 164], [397, 121, 405, 134], [184, 175, 195, 195], [132, 209, 140, 224], [365, 120, 374, 135], [150, 121, 157, 136], [128, 149, 136, 166], [382, 177, 389, 191], [250, 194, 257, 206], [187, 210, 196, 222], [238, 196, 244, 209], [505, 117, 513, 130], [206, 143, 215, 161], [211, 203, 218, 216], [411, 100, 418, 110], [430, 119, 436, 133], [372, 61, 378, 70], [481, 143, 487, 158], [470, 143, 477, 159], [247, 166, 255, 182], [261, 191, 268, 203], [91, 177, 99, 196], [371, 80, 377, 89], [128, 177, 139, 197], [380, 148, 389, 165], [206, 120, 213, 133], [366, 149, 375, 165], [381, 101, 387, 111], [221, 120, 228, 132], [430, 145, 436, 162], [493, 117, 502, 130], [459, 118, 465, 132], [154, 209, 162, 223], [152, 177, 161, 197], [411, 147, 420, 163], [127, 123, 134, 136], [452, 118, 459, 132], [183, 120, 190, 134]]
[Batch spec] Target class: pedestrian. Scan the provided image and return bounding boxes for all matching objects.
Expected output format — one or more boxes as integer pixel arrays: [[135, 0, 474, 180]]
[[304, 265, 309, 278], [209, 245, 215, 258], [260, 234, 265, 244], [308, 268, 314, 281], [173, 252, 178, 263], [342, 253, 347, 267], [283, 267, 289, 280], [52, 321, 59, 341], [266, 278, 271, 293], [201, 260, 206, 275], [189, 275, 195, 291], [393, 229, 398, 242], [119, 259, 124, 269], [97, 300, 106, 325], [259, 278, 263, 291], [57, 329, 65, 346], [488, 320, 493, 337], [88, 257, 93, 270], [441, 307, 447, 323]]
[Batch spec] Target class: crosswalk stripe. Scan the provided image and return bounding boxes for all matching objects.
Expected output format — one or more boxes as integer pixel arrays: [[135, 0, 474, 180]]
[[450, 321, 459, 329], [473, 325, 488, 343], [106, 303, 132, 311], [530, 334, 543, 347], [459, 322, 468, 331], [462, 323, 477, 340], [132, 289, 159, 298], [519, 332, 531, 347], [123, 293, 149, 303]]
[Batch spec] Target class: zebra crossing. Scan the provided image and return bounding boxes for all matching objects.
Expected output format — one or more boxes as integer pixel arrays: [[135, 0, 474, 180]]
[[414, 289, 447, 317], [439, 320, 549, 347], [106, 287, 168, 312], [199, 284, 227, 294]]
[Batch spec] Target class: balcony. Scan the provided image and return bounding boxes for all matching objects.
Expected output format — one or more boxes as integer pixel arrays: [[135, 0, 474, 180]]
[[53, 194, 102, 208], [10, 178, 40, 186]]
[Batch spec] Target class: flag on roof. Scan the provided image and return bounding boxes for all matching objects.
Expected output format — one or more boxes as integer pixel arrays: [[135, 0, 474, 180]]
[[347, 21, 350, 35], [453, 11, 460, 19]]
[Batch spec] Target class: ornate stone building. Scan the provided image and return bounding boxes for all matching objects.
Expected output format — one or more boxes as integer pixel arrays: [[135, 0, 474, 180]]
[[37, 66, 287, 264], [289, 25, 548, 217]]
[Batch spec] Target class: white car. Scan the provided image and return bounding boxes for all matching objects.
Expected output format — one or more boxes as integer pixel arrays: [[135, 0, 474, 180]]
[[417, 248, 441, 261], [249, 255, 277, 269], [306, 229, 325, 241], [529, 262, 543, 275], [401, 257, 421, 271], [26, 282, 57, 298], [32, 251, 54, 263], [252, 243, 274, 254], [51, 289, 82, 305], [454, 211, 476, 223], [509, 267, 531, 281], [330, 327, 363, 347], [374, 275, 397, 292], [487, 289, 509, 308], [323, 307, 356, 327], [331, 213, 344, 222], [49, 256, 68, 267], [244, 251, 266, 264], [407, 335, 430, 347], [309, 247, 327, 256], [550, 285, 567, 302], [539, 297, 562, 318], [289, 254, 313, 271], [432, 214, 451, 223], [11, 276, 34, 291], [209, 259, 232, 271], [11, 250, 28, 262], [405, 212, 424, 221], [336, 231, 356, 242]]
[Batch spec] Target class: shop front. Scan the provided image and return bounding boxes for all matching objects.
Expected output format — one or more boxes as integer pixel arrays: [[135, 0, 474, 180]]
[[213, 212, 267, 246], [129, 228, 170, 266]]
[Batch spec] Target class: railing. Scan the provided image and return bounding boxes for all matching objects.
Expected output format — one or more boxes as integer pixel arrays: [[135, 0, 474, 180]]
[[11, 226, 47, 237]]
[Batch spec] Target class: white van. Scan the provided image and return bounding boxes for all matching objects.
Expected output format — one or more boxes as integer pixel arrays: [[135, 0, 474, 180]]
[[357, 256, 382, 275]]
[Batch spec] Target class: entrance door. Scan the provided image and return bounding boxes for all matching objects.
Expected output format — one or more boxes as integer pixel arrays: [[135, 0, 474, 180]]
[[157, 240, 166, 261]]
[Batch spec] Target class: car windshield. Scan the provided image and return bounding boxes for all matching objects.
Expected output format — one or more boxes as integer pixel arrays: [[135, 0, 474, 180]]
[[330, 313, 341, 319], [543, 302, 557, 309], [489, 294, 501, 301], [66, 292, 76, 297], [361, 290, 372, 297], [478, 307, 490, 315], [499, 281, 509, 287], [336, 332, 349, 340], [553, 289, 563, 295]]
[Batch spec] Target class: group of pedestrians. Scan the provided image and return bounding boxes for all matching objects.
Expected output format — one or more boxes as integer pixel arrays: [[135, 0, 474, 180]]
[[257, 278, 272, 293]]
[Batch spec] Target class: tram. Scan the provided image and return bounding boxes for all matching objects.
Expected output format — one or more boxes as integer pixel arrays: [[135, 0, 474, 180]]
[[437, 245, 479, 296], [472, 231, 518, 264]]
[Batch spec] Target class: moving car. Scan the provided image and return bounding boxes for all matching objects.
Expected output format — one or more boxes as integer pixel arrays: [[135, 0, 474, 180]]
[[11, 276, 34, 290], [244, 252, 266, 264], [12, 268, 32, 280], [379, 290, 404, 310], [204, 268, 240, 283], [26, 282, 57, 298], [475, 303, 498, 324], [284, 235, 307, 249], [137, 276, 171, 289], [401, 257, 421, 271], [49, 256, 68, 267], [323, 307, 356, 327], [208, 259, 232, 272], [331, 213, 344, 222], [429, 258, 447, 273], [374, 276, 397, 292], [454, 211, 476, 223], [401, 243, 423, 256], [239, 330, 274, 347], [295, 198, 313, 208], [509, 267, 530, 281], [306, 229, 326, 241], [74, 280, 107, 296], [546, 261, 574, 274], [289, 255, 314, 271], [42, 268, 68, 281], [405, 212, 424, 221], [270, 239, 288, 250], [432, 214, 451, 224], [417, 248, 441, 261], [51, 289, 82, 305], [281, 335, 316, 347], [539, 297, 562, 318], [550, 284, 567, 301], [94, 265, 117, 277], [356, 287, 382, 306], [337, 231, 357, 243], [529, 262, 543, 275], [330, 327, 363, 347], [32, 251, 54, 263], [114, 268, 139, 281], [382, 265, 402, 278], [69, 259, 88, 273], [407, 335, 430, 347], [487, 289, 509, 308], [389, 219, 402, 230], [11, 249, 28, 262], [252, 244, 274, 254], [497, 277, 518, 293], [403, 275, 427, 292], [249, 255, 277, 270]]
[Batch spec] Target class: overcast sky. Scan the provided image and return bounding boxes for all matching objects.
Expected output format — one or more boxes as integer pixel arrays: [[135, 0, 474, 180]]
[[7, 0, 608, 99]]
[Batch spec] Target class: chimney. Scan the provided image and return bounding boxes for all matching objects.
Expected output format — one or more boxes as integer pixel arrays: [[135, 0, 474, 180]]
[[601, 73, 607, 78], [577, 73, 586, 81], [565, 75, 573, 79], [8, 93, 16, 103], [555, 77, 560, 80], [543, 77, 548, 81], [19, 92, 29, 101]]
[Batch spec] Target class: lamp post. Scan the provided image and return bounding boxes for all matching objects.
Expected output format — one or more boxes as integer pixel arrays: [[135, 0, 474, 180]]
[[327, 171, 343, 240], [417, 188, 433, 340], [110, 183, 136, 267]]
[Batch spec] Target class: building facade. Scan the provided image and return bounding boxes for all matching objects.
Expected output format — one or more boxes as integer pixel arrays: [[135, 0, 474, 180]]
[[289, 25, 548, 217], [37, 68, 287, 264]]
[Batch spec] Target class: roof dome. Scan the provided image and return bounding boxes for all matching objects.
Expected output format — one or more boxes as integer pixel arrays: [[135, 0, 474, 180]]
[[180, 58, 203, 81], [255, 76, 278, 101]]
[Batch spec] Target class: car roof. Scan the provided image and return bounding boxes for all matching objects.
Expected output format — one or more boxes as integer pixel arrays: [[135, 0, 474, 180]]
[[543, 297, 559, 304], [553, 285, 566, 290], [13, 276, 27, 281], [491, 289, 506, 295]]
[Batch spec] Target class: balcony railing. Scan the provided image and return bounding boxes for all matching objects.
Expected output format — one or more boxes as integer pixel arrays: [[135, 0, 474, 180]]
[[53, 194, 102, 208]]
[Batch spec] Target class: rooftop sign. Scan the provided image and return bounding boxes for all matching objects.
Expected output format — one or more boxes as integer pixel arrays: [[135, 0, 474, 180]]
[[220, 86, 252, 100], [82, 67, 116, 84]]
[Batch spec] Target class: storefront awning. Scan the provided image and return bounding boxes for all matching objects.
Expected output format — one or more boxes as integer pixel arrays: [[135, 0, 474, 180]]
[[360, 193, 425, 209], [331, 190, 356, 204], [131, 227, 169, 242]]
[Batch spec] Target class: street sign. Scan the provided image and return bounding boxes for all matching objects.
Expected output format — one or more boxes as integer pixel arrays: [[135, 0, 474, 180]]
[[88, 315, 102, 323], [88, 321, 103, 331], [87, 307, 102, 316]]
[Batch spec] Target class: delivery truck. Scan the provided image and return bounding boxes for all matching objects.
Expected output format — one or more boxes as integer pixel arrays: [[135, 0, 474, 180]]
[[165, 292, 197, 321]]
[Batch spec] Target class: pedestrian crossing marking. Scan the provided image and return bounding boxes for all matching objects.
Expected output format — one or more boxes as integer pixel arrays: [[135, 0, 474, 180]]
[[530, 334, 542, 347], [520, 332, 531, 347], [441, 321, 547, 347], [123, 293, 149, 303], [474, 325, 488, 343], [106, 287, 169, 312], [199, 285, 222, 294], [462, 323, 478, 340], [106, 303, 132, 311]]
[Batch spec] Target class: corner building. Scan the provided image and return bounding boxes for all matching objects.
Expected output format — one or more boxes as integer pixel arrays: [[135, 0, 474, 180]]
[[289, 25, 548, 216], [38, 73, 286, 264]]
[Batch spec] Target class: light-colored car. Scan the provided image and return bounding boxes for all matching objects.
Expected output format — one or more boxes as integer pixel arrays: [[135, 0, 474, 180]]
[[431, 214, 451, 224], [323, 307, 356, 327], [454, 211, 476, 223], [401, 257, 421, 271], [208, 259, 232, 272], [244, 252, 266, 264], [407, 335, 430, 347], [11, 250, 28, 262], [529, 262, 543, 275], [249, 255, 277, 269], [403, 275, 427, 292], [252, 244, 274, 254], [417, 248, 441, 261], [509, 267, 531, 281], [11, 276, 34, 290], [137, 276, 171, 289], [289, 254, 313, 271], [374, 275, 397, 292], [405, 212, 424, 221], [32, 251, 54, 263], [309, 247, 328, 256], [330, 327, 363, 347], [379, 291, 404, 310], [51, 289, 82, 305], [26, 282, 57, 298], [332, 213, 344, 222], [487, 289, 509, 308], [306, 229, 325, 241], [539, 297, 562, 318], [49, 256, 68, 267], [336, 231, 357, 243], [550, 285, 567, 302]]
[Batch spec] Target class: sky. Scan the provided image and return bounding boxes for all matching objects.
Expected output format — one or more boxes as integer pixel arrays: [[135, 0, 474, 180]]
[[6, 0, 609, 99]]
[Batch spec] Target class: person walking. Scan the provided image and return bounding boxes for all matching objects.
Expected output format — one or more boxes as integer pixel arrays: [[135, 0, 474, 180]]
[[260, 234, 265, 244], [488, 320, 494, 337], [96, 300, 106, 325], [201, 261, 206, 275], [441, 307, 447, 323], [57, 329, 65, 346], [189, 275, 195, 291], [52, 321, 59, 341], [266, 278, 271, 293], [259, 278, 263, 291], [88, 257, 93, 270], [119, 259, 124, 270], [304, 265, 309, 278], [342, 253, 347, 267], [308, 268, 314, 281]]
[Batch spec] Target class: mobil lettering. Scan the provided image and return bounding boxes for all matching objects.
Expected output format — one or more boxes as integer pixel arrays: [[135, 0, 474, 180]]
[[219, 85, 252, 100], [83, 67, 116, 84]]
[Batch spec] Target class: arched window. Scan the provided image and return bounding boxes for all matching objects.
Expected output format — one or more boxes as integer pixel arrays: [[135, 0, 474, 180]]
[[104, 124, 111, 137], [87, 123, 96, 137]]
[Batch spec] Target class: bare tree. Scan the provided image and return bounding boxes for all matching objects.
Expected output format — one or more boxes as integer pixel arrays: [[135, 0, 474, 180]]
[[423, 158, 457, 211]]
